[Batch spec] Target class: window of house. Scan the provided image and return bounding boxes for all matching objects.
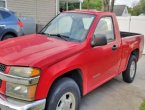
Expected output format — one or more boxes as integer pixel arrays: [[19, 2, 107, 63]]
[[94, 17, 115, 42], [0, 0, 6, 8]]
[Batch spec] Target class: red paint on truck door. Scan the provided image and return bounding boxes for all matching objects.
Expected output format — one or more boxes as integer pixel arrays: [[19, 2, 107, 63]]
[[87, 16, 121, 90]]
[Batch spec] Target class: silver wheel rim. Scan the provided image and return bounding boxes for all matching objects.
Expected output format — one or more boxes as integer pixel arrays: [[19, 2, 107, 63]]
[[56, 92, 76, 110], [130, 61, 136, 78]]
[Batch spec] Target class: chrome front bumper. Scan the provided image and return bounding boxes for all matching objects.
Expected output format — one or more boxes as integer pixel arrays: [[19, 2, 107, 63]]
[[0, 94, 46, 110]]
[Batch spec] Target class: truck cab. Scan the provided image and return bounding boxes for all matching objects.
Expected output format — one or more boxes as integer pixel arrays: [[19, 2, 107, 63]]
[[0, 10, 144, 110]]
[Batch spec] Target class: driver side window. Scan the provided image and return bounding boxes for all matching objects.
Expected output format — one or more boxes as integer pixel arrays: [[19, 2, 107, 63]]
[[94, 17, 115, 42]]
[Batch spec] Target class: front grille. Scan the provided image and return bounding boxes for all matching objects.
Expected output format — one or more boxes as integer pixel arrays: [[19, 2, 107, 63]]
[[0, 64, 6, 72]]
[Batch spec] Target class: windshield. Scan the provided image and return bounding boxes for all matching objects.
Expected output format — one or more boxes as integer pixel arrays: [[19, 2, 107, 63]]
[[41, 13, 95, 42]]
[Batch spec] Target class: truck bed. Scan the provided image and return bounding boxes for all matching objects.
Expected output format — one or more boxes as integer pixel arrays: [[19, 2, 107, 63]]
[[120, 32, 141, 38], [120, 32, 144, 72]]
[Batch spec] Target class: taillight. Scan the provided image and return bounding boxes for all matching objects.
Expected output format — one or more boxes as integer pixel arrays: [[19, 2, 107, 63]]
[[18, 20, 24, 28]]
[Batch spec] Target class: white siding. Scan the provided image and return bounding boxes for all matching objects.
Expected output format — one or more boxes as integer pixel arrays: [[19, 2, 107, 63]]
[[7, 0, 56, 25], [36, 0, 56, 25], [122, 7, 129, 16], [7, 0, 36, 18]]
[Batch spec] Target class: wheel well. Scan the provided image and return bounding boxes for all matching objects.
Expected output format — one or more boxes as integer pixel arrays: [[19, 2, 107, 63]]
[[131, 49, 139, 61], [2, 32, 17, 38], [49, 69, 83, 97]]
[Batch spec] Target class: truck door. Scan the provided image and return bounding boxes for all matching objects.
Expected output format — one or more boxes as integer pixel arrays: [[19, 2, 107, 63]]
[[88, 16, 121, 89]]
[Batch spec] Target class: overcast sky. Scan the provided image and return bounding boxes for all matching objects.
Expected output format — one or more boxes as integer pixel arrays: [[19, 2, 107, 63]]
[[115, 0, 140, 7]]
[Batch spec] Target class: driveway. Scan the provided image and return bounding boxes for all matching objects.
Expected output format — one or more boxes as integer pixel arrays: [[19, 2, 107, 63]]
[[80, 56, 145, 110]]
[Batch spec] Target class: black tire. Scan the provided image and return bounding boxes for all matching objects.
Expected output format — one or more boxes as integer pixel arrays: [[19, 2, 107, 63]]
[[122, 55, 137, 83], [2, 34, 15, 40], [45, 77, 81, 110]]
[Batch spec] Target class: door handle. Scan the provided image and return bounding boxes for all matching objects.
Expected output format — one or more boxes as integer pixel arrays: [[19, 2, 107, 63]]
[[112, 45, 118, 51]]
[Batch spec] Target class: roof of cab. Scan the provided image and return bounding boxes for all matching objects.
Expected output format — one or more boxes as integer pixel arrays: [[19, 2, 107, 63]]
[[65, 10, 114, 15]]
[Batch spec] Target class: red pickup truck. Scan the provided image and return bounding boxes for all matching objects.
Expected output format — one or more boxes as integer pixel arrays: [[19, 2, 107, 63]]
[[0, 10, 144, 110]]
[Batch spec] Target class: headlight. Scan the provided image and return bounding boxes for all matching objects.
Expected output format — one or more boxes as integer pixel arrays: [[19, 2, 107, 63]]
[[9, 66, 40, 78], [6, 66, 40, 101], [6, 82, 37, 101]]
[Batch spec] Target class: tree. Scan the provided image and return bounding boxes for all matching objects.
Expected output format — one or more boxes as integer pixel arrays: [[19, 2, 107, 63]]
[[128, 0, 145, 16], [140, 0, 145, 13], [87, 0, 90, 9], [110, 0, 115, 12], [102, 0, 115, 12], [82, 0, 102, 11], [102, 0, 110, 11]]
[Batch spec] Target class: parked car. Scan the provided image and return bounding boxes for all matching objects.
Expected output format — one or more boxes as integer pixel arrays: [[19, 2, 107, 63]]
[[0, 8, 24, 40], [19, 17, 36, 34], [0, 10, 144, 110]]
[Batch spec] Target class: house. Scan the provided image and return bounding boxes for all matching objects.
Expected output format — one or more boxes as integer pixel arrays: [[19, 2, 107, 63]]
[[113, 5, 129, 16], [0, 0, 84, 31], [139, 13, 145, 16]]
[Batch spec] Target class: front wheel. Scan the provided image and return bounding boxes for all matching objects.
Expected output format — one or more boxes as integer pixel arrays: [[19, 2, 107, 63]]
[[122, 55, 137, 83], [45, 78, 81, 110]]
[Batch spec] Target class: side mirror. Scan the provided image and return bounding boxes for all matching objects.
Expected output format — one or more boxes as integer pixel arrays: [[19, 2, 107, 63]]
[[91, 34, 107, 47]]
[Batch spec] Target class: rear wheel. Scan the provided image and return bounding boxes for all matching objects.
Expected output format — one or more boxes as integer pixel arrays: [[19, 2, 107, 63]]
[[122, 55, 137, 83], [2, 34, 15, 40], [45, 78, 81, 110]]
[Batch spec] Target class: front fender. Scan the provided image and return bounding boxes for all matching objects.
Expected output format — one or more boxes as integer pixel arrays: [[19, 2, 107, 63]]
[[35, 55, 88, 100]]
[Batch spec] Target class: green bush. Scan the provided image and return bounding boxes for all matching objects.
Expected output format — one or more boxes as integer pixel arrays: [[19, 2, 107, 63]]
[[140, 100, 145, 110], [59, 0, 102, 11], [82, 0, 102, 10]]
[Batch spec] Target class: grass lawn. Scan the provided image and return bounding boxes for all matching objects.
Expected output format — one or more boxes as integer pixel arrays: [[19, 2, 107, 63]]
[[140, 100, 145, 110]]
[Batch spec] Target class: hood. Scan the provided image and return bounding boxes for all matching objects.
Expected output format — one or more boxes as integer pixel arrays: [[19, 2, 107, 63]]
[[0, 34, 83, 67]]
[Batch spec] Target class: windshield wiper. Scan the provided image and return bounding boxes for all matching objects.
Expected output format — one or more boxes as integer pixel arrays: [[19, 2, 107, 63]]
[[39, 32, 49, 35], [39, 33, 78, 41], [48, 34, 70, 41]]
